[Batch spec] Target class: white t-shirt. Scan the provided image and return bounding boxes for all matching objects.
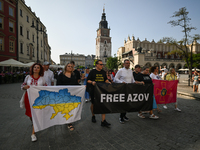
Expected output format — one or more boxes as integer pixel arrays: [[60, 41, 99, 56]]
[[114, 67, 135, 83], [150, 73, 161, 80], [44, 69, 54, 86]]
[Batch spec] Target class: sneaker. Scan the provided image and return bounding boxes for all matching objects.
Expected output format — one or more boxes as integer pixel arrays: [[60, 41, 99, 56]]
[[101, 120, 111, 127], [175, 108, 181, 112], [31, 134, 37, 142], [138, 113, 145, 119], [123, 116, 129, 121], [92, 116, 96, 123], [119, 118, 125, 124], [163, 105, 167, 109], [149, 114, 159, 119]]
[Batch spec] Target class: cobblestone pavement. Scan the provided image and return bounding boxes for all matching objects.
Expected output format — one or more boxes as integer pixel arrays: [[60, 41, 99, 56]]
[[0, 83, 200, 150]]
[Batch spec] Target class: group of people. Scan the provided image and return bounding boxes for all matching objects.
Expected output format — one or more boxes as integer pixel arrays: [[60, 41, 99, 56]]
[[21, 59, 181, 142]]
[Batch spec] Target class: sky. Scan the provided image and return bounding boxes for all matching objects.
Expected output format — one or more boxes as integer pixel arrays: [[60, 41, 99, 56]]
[[25, 0, 200, 64]]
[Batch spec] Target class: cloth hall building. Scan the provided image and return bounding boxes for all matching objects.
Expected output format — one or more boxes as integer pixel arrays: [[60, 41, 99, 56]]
[[117, 35, 200, 70]]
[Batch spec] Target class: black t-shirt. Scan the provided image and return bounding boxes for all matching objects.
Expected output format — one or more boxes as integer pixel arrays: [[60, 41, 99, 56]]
[[135, 73, 152, 84], [73, 69, 80, 84], [56, 73, 78, 85], [86, 69, 107, 93], [133, 71, 141, 79], [87, 69, 107, 83]]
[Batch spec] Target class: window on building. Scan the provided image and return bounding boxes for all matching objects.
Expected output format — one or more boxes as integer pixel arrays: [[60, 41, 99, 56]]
[[27, 45, 29, 55], [0, 17, 3, 29], [9, 6, 14, 17], [0, 38, 4, 51], [41, 51, 43, 59], [0, 1, 3, 12], [104, 40, 107, 44], [20, 9, 22, 17], [32, 47, 35, 57], [9, 40, 14, 52], [32, 35, 34, 42], [171, 55, 174, 59], [27, 30, 29, 39], [20, 26, 23, 35], [165, 54, 168, 59], [158, 53, 161, 58], [27, 16, 29, 22], [9, 21, 14, 32], [20, 43, 23, 54]]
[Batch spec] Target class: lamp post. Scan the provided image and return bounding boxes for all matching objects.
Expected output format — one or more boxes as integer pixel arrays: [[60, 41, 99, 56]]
[[31, 18, 45, 63]]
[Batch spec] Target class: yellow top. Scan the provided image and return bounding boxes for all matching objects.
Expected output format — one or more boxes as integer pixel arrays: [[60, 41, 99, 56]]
[[166, 74, 177, 81]]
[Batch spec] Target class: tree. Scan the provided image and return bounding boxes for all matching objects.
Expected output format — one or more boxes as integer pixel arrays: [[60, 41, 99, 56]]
[[186, 53, 200, 69], [161, 7, 200, 80], [106, 55, 122, 70]]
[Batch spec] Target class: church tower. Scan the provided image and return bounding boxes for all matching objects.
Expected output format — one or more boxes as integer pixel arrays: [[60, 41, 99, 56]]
[[95, 7, 111, 64]]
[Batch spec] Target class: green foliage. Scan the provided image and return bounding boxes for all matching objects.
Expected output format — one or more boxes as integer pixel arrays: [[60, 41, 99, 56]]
[[106, 55, 122, 70], [186, 53, 200, 68], [93, 59, 97, 67]]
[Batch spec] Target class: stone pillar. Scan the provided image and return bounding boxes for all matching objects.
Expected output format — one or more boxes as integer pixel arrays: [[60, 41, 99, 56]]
[[134, 53, 145, 67]]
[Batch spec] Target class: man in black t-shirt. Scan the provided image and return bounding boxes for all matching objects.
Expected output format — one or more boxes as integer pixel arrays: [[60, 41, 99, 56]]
[[70, 61, 81, 84], [133, 64, 141, 79], [87, 60, 111, 127]]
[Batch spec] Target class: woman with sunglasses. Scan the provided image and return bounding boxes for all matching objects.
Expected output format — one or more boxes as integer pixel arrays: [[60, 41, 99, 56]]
[[56, 63, 78, 131]]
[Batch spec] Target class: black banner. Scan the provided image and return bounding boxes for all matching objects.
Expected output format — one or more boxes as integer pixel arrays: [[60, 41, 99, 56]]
[[93, 83, 153, 114]]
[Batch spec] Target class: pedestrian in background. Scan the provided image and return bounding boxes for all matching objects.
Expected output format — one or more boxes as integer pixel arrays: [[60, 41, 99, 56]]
[[82, 68, 90, 102], [192, 72, 199, 92], [21, 63, 47, 142], [56, 63, 79, 131], [43, 61, 54, 86]]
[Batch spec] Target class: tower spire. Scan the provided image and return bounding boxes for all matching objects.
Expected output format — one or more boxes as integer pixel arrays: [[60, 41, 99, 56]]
[[103, 4, 105, 13]]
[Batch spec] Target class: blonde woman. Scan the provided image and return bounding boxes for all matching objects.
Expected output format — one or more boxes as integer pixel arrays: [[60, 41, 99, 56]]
[[164, 68, 181, 112], [56, 63, 79, 131]]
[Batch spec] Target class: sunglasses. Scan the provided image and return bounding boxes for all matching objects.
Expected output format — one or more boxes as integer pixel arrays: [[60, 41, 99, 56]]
[[98, 64, 103, 66]]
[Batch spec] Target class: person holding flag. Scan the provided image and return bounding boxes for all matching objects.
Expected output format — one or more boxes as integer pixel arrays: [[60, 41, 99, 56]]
[[21, 63, 47, 142], [164, 68, 181, 111]]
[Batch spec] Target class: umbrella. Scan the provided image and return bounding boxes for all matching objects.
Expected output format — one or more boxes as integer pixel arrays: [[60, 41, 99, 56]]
[[25, 62, 35, 67], [0, 59, 27, 67]]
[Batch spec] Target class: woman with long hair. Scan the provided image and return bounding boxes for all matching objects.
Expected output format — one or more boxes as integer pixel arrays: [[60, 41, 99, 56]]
[[21, 63, 47, 142], [192, 72, 199, 92], [150, 66, 161, 113], [164, 68, 181, 111], [56, 63, 79, 131]]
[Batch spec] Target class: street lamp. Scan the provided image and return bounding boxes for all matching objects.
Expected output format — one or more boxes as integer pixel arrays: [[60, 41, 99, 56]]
[[31, 18, 45, 63]]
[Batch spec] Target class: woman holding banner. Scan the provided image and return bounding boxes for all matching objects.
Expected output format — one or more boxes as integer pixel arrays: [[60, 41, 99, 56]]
[[164, 68, 181, 111], [56, 63, 79, 131], [150, 66, 162, 113], [21, 63, 47, 142], [135, 66, 159, 119]]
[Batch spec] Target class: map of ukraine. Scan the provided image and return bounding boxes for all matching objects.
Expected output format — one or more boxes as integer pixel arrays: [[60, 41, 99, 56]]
[[32, 89, 81, 120]]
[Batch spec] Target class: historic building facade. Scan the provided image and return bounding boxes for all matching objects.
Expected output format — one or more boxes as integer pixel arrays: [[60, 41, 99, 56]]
[[60, 53, 86, 67], [60, 53, 95, 68], [17, 0, 51, 64], [0, 0, 17, 61], [117, 35, 200, 70], [95, 8, 111, 64]]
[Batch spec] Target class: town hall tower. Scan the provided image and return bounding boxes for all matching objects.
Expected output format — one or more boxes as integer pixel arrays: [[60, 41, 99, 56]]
[[95, 7, 112, 64]]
